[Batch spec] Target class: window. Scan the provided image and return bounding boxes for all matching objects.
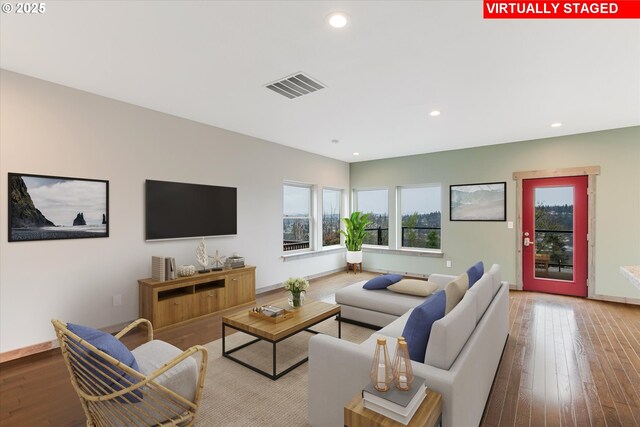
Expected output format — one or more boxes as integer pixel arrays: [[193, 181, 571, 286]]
[[355, 189, 389, 246], [399, 185, 441, 250], [283, 184, 312, 252], [322, 188, 342, 247]]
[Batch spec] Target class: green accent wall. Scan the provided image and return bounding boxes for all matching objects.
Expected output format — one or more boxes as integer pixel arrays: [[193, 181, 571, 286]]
[[350, 126, 640, 300]]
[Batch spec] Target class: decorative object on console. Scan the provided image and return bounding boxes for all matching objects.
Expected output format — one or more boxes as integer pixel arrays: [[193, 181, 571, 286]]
[[370, 337, 393, 392], [164, 257, 176, 280], [450, 181, 506, 221], [209, 250, 226, 271], [152, 256, 166, 281], [195, 237, 210, 273], [392, 339, 414, 391], [341, 211, 372, 266], [177, 264, 196, 277], [8, 172, 109, 242], [283, 277, 309, 308], [224, 253, 245, 269]]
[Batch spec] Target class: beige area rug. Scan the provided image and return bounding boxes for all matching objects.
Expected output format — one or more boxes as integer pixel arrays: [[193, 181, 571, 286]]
[[195, 318, 371, 426]]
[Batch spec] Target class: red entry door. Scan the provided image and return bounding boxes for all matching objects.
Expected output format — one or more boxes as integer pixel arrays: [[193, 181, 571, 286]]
[[522, 176, 588, 297]]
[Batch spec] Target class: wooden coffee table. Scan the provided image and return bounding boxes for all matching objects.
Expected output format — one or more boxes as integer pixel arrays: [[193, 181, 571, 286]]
[[222, 299, 341, 380]]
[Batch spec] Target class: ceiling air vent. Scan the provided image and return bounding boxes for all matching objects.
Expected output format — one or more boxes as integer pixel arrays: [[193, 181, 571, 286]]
[[265, 73, 325, 99]]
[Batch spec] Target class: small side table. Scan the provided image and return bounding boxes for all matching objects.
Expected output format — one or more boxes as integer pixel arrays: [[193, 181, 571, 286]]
[[344, 389, 442, 427], [346, 262, 362, 274]]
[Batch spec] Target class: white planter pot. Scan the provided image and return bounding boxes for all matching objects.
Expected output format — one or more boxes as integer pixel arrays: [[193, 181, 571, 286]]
[[346, 250, 363, 264]]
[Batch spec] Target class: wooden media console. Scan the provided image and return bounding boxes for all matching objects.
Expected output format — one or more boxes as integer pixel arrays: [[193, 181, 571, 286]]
[[139, 265, 256, 329]]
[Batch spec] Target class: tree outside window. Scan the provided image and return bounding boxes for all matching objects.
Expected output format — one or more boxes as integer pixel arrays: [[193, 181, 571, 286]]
[[399, 186, 441, 250], [355, 189, 389, 246]]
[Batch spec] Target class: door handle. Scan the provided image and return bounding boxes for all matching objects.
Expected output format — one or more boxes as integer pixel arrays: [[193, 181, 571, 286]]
[[523, 232, 533, 247]]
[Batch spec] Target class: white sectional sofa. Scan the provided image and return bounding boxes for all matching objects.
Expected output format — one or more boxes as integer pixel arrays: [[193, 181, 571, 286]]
[[336, 278, 433, 328], [308, 264, 509, 427]]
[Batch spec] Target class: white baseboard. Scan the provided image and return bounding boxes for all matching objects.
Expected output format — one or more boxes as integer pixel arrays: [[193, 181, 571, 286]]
[[591, 293, 640, 305], [256, 267, 348, 294]]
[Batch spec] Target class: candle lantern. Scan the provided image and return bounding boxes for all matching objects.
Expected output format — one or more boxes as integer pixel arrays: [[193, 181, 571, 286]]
[[370, 337, 393, 392], [391, 336, 405, 379], [392, 339, 414, 391]]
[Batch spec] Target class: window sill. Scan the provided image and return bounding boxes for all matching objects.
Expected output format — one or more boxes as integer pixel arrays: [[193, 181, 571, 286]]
[[281, 246, 346, 261], [362, 247, 444, 258]]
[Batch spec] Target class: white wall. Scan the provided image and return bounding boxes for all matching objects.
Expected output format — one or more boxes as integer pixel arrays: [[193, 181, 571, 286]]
[[350, 127, 640, 300], [0, 70, 350, 353]]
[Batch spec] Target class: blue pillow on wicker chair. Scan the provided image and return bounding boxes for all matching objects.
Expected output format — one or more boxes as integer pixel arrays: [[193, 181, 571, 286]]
[[67, 323, 141, 403], [363, 274, 403, 290], [401, 290, 447, 362]]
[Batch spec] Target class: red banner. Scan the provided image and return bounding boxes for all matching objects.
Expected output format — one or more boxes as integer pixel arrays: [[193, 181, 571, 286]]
[[484, 1, 640, 18]]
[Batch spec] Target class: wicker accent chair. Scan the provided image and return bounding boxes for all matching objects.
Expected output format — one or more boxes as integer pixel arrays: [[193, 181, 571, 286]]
[[52, 318, 208, 426]]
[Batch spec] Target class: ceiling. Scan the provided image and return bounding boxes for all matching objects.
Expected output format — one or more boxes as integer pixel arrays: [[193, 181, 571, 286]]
[[1, 1, 639, 162]]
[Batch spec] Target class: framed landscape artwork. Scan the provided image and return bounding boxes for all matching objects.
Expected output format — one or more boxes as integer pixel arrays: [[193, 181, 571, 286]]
[[450, 182, 506, 221], [8, 173, 109, 242]]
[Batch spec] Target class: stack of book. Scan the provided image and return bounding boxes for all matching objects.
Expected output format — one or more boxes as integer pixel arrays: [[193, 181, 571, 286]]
[[362, 375, 427, 425], [260, 305, 286, 317], [224, 256, 245, 269]]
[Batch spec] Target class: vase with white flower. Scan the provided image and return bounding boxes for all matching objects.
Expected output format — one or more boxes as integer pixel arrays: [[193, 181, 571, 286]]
[[283, 277, 309, 308]]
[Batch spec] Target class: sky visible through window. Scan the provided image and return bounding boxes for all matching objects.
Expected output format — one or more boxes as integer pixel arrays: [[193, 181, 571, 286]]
[[400, 186, 441, 215], [535, 186, 574, 206], [283, 184, 310, 216], [357, 189, 387, 213]]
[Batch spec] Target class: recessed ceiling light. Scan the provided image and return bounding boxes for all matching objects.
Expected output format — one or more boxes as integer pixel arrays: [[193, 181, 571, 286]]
[[430, 110, 441, 117], [353, 152, 360, 156], [331, 139, 339, 144], [327, 12, 350, 28], [551, 122, 562, 128]]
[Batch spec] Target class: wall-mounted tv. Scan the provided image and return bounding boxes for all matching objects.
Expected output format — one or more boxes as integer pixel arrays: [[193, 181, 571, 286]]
[[145, 179, 237, 241]]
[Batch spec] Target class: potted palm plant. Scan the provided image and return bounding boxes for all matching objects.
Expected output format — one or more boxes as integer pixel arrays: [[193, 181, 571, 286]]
[[340, 211, 372, 264]]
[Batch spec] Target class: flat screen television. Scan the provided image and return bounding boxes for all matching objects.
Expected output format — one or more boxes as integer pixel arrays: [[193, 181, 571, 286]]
[[145, 179, 237, 241]]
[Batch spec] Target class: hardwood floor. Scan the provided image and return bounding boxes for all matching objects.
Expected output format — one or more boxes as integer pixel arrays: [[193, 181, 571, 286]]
[[1, 271, 638, 427], [482, 290, 640, 427]]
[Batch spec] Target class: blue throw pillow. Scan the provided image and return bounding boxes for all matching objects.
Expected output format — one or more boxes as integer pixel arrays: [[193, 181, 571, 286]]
[[363, 274, 403, 290], [466, 261, 484, 288], [401, 290, 446, 362], [67, 323, 141, 403]]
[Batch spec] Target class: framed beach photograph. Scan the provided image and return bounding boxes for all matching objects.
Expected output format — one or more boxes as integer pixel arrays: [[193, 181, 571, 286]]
[[450, 182, 506, 221], [8, 173, 109, 242]]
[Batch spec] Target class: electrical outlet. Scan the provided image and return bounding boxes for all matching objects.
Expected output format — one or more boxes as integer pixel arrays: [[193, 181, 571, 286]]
[[113, 294, 122, 307], [446, 260, 452, 268]]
